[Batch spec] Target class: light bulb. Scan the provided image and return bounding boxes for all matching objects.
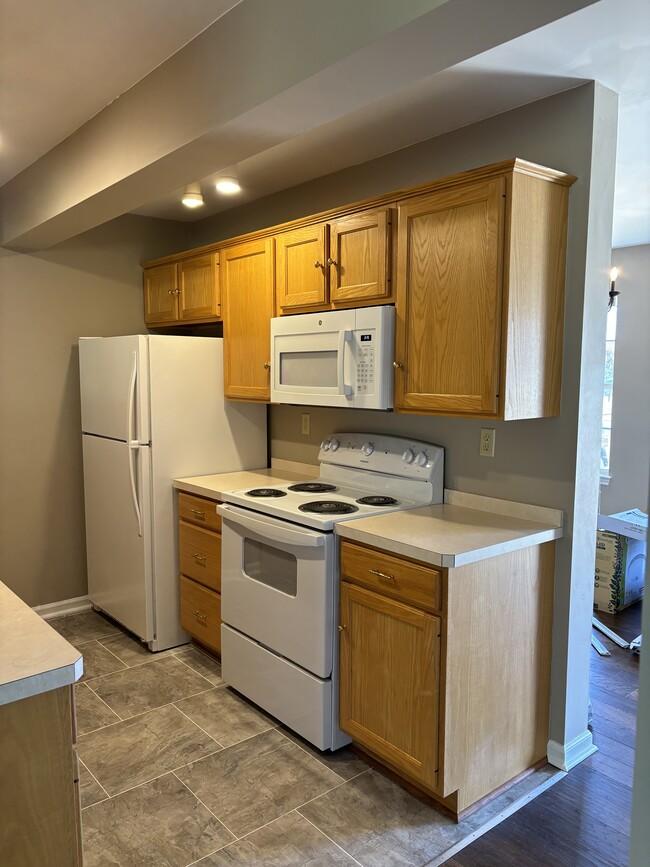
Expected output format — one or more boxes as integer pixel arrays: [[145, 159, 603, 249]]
[[609, 266, 619, 282], [182, 192, 204, 208], [216, 176, 241, 194]]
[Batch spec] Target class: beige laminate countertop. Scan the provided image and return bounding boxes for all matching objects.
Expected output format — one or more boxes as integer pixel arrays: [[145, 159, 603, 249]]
[[173, 467, 310, 499], [0, 582, 82, 706], [336, 490, 564, 568]]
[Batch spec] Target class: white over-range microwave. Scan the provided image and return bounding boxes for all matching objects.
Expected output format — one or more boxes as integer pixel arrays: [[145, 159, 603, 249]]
[[270, 305, 395, 409]]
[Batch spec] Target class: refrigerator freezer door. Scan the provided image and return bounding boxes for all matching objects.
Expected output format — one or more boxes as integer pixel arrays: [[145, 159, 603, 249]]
[[82, 434, 154, 641], [79, 335, 150, 443]]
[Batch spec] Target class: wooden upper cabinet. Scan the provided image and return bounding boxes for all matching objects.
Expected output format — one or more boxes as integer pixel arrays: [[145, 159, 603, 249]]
[[144, 262, 178, 325], [329, 209, 392, 305], [222, 239, 275, 401], [395, 178, 505, 416], [276, 223, 328, 312], [178, 252, 220, 321], [394, 165, 573, 419]]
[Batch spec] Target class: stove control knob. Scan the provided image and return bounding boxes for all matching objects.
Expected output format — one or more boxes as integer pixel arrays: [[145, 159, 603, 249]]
[[402, 448, 415, 465], [362, 442, 374, 456], [321, 439, 331, 451], [330, 438, 340, 452], [415, 451, 428, 467]]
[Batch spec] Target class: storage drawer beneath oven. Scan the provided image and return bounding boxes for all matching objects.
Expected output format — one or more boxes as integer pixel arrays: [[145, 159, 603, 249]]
[[221, 625, 334, 751]]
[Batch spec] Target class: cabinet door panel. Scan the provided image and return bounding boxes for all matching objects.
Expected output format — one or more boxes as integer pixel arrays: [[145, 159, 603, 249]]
[[395, 178, 505, 415], [276, 224, 328, 311], [179, 253, 220, 321], [144, 263, 178, 324], [330, 209, 392, 304], [222, 240, 274, 401], [339, 582, 440, 789]]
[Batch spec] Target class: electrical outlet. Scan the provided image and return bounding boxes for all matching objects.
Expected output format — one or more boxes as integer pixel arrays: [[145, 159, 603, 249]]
[[301, 413, 311, 436], [480, 428, 496, 457]]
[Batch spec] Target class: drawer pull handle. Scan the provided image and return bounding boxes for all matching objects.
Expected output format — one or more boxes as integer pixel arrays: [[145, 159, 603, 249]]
[[192, 610, 207, 624], [369, 568, 395, 582], [338, 624, 346, 632], [190, 509, 206, 518], [192, 553, 207, 564]]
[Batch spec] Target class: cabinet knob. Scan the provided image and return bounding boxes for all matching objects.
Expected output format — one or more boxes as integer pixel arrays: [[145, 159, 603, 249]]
[[175, 288, 181, 295], [393, 361, 404, 370], [327, 257, 337, 267], [263, 362, 271, 370], [338, 624, 346, 632], [168, 289, 173, 295], [314, 260, 322, 269]]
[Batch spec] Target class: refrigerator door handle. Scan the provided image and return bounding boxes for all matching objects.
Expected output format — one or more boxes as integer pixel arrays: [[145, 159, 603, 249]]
[[127, 352, 143, 537]]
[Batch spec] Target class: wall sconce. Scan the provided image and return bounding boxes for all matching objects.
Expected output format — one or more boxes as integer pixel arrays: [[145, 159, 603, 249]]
[[607, 266, 619, 310], [182, 182, 204, 208], [216, 171, 241, 195]]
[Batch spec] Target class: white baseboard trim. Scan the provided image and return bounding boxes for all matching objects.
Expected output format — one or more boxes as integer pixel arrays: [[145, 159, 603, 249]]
[[32, 595, 93, 621], [547, 730, 598, 771]]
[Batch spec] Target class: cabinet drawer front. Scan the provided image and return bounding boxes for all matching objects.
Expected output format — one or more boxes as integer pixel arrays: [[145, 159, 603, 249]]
[[178, 492, 221, 532], [180, 576, 221, 654], [179, 521, 221, 591], [340, 541, 441, 611]]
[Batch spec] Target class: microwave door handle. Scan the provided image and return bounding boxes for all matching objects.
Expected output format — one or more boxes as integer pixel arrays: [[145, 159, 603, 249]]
[[217, 504, 325, 548], [337, 330, 353, 396]]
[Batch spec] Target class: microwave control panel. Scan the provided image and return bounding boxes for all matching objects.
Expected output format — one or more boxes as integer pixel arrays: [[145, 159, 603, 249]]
[[355, 332, 375, 394]]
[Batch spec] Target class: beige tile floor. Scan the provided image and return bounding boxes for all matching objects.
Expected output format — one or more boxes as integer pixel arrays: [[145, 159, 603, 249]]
[[51, 610, 561, 867]]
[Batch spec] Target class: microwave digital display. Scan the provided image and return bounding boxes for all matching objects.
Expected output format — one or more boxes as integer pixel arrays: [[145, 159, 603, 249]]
[[360, 334, 372, 342]]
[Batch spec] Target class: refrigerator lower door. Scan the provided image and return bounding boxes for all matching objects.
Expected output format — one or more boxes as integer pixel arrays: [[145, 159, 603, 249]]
[[82, 435, 154, 642]]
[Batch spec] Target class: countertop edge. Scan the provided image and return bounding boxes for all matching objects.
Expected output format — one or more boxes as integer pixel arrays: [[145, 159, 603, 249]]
[[335, 523, 563, 568], [0, 656, 83, 707]]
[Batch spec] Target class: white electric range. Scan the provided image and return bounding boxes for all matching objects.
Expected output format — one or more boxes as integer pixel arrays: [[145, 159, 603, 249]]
[[217, 432, 444, 751]]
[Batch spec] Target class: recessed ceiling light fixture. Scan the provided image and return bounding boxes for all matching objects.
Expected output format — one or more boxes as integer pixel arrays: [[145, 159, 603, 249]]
[[181, 182, 204, 208], [216, 173, 241, 194]]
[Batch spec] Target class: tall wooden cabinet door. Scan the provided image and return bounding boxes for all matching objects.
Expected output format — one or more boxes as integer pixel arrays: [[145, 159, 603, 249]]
[[222, 239, 274, 401], [339, 582, 441, 790], [329, 209, 392, 305], [394, 178, 506, 415], [276, 224, 328, 311], [144, 263, 178, 324], [179, 253, 220, 321]]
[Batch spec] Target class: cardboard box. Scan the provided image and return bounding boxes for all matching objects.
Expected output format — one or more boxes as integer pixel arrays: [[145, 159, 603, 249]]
[[594, 508, 647, 613], [597, 508, 647, 542]]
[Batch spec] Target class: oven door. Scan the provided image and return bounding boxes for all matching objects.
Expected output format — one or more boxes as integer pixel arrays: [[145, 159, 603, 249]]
[[218, 504, 334, 678]]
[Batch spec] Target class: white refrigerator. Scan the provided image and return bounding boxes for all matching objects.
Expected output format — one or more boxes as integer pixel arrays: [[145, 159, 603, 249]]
[[79, 335, 267, 651]]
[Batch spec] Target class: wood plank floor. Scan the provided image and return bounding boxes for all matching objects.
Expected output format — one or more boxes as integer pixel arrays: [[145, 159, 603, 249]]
[[446, 602, 641, 867]]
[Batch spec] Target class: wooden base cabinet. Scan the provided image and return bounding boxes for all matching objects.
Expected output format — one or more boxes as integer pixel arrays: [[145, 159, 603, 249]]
[[339, 540, 555, 818], [178, 491, 222, 654], [0, 686, 82, 867]]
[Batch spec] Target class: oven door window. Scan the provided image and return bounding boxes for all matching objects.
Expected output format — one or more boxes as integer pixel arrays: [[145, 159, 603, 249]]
[[279, 350, 337, 388], [243, 538, 297, 596]]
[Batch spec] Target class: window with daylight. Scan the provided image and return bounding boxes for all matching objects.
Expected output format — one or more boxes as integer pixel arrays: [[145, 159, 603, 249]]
[[600, 300, 618, 479]]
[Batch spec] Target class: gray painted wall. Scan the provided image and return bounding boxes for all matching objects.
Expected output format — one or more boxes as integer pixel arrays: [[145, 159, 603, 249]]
[[192, 83, 618, 753], [0, 215, 190, 606], [600, 244, 650, 516]]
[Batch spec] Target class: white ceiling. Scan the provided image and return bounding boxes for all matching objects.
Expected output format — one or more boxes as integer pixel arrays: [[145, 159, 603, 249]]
[[1, 0, 648, 248]]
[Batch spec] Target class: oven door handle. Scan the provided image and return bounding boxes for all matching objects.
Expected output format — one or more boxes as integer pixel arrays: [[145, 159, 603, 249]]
[[217, 504, 326, 548]]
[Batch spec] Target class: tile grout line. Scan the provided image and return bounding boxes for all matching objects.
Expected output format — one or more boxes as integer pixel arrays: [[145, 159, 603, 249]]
[[172, 652, 221, 688], [78, 757, 111, 803], [172, 703, 226, 750], [298, 810, 366, 867], [81, 682, 124, 722], [293, 769, 371, 817], [90, 639, 130, 669], [171, 770, 239, 841]]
